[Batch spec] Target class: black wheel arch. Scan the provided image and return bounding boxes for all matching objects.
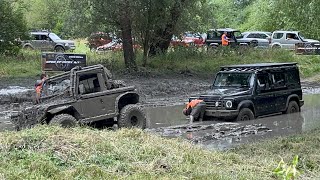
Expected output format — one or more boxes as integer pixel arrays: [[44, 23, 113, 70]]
[[285, 95, 300, 110], [116, 92, 140, 112], [45, 105, 80, 124], [237, 100, 256, 117], [54, 45, 65, 51]]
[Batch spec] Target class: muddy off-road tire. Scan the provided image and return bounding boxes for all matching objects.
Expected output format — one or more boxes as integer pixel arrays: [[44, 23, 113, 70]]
[[118, 104, 146, 129], [55, 46, 65, 52], [50, 114, 77, 128], [236, 108, 254, 121], [286, 101, 300, 114]]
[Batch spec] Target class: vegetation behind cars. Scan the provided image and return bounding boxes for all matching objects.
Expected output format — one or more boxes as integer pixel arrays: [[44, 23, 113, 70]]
[[1, 42, 320, 79]]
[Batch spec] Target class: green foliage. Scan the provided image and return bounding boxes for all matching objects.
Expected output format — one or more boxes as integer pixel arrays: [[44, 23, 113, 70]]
[[273, 155, 300, 180], [0, 0, 28, 55]]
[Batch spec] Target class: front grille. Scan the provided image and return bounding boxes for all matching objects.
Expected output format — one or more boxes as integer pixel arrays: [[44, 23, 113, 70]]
[[205, 100, 225, 110]]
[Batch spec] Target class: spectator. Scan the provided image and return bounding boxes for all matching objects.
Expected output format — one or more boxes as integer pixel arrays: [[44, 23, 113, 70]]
[[221, 31, 229, 46]]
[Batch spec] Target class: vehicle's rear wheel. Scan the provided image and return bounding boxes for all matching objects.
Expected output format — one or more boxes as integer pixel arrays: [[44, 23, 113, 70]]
[[55, 46, 65, 52], [24, 45, 33, 50], [236, 108, 254, 121], [118, 104, 146, 129], [285, 101, 299, 114], [250, 40, 258, 47], [50, 114, 77, 128]]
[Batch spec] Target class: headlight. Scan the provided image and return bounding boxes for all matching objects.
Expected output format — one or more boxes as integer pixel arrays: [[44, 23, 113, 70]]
[[225, 100, 232, 108], [65, 43, 69, 46]]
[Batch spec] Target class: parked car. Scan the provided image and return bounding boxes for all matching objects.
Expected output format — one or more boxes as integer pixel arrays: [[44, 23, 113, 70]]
[[96, 39, 141, 52], [205, 28, 254, 47], [87, 32, 113, 51], [171, 32, 205, 47], [22, 30, 76, 52], [270, 30, 319, 50], [241, 31, 272, 48], [189, 63, 303, 121]]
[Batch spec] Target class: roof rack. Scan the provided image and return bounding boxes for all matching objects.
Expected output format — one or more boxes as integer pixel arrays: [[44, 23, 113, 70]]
[[30, 29, 51, 33], [220, 63, 297, 72]]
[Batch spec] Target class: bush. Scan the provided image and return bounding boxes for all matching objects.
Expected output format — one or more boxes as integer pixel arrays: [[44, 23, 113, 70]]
[[0, 0, 28, 55]]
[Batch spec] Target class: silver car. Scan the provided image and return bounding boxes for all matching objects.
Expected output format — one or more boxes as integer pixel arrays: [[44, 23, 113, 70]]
[[22, 30, 76, 52], [270, 30, 319, 50], [240, 31, 272, 48]]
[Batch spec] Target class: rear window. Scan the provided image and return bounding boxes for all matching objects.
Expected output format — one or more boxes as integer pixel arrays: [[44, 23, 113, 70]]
[[273, 33, 284, 39]]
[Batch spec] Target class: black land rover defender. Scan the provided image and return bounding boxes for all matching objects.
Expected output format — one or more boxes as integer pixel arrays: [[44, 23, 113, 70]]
[[189, 63, 304, 121]]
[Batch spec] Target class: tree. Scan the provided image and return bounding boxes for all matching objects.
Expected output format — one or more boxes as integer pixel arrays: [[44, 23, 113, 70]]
[[0, 0, 28, 54], [91, 0, 137, 69]]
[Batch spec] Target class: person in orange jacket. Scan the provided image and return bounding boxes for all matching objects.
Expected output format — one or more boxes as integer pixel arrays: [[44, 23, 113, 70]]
[[35, 73, 48, 104], [183, 99, 207, 124], [221, 31, 229, 46]]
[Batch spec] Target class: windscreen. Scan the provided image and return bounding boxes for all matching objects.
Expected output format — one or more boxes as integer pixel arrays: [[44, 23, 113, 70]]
[[214, 73, 255, 88], [49, 33, 62, 41], [42, 77, 71, 97]]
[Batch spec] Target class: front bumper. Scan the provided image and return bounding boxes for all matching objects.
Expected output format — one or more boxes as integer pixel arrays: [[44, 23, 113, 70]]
[[65, 46, 76, 50], [205, 109, 239, 118]]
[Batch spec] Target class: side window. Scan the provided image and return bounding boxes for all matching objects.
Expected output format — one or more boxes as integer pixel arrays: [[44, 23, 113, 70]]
[[247, 33, 256, 38], [273, 33, 284, 39], [258, 34, 267, 39], [270, 72, 286, 88], [287, 69, 300, 86], [78, 74, 101, 95], [34, 35, 40, 40], [40, 35, 48, 40], [257, 74, 271, 92]]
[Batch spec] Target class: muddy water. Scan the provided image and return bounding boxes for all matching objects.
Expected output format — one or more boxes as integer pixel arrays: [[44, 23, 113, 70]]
[[145, 94, 320, 150]]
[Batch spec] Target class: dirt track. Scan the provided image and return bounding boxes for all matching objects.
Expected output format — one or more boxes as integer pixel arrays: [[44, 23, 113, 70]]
[[0, 73, 320, 106]]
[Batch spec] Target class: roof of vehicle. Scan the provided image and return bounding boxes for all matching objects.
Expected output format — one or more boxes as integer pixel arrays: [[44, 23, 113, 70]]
[[242, 31, 272, 35], [220, 63, 298, 72], [208, 28, 240, 32], [30, 31, 50, 35], [272, 30, 300, 34]]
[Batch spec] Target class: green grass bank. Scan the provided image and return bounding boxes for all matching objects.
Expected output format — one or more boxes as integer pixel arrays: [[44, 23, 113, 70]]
[[0, 126, 319, 179], [1, 41, 320, 78]]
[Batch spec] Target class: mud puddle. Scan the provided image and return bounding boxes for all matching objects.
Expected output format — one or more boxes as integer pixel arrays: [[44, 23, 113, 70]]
[[145, 94, 320, 150]]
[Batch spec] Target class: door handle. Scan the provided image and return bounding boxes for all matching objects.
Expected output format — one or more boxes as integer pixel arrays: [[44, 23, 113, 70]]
[[100, 99, 104, 103]]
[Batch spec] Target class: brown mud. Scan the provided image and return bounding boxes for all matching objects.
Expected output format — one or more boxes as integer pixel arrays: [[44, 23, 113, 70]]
[[1, 74, 320, 150]]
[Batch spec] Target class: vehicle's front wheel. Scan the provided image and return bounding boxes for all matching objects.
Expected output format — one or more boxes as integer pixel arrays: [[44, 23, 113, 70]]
[[272, 44, 281, 49], [118, 104, 146, 129], [285, 101, 300, 114], [236, 108, 254, 121], [55, 46, 65, 52], [50, 114, 77, 128]]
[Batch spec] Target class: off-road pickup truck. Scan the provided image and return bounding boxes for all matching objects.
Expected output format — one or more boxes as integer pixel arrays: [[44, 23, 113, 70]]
[[11, 64, 146, 129]]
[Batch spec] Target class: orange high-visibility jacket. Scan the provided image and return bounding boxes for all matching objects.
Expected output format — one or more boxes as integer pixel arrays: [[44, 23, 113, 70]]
[[186, 99, 203, 109], [221, 34, 229, 46]]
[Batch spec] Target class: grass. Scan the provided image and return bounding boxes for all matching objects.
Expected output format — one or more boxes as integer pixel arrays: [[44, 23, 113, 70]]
[[1, 40, 320, 78], [0, 126, 320, 179]]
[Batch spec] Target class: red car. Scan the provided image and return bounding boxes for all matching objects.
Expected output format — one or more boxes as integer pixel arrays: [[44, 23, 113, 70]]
[[87, 32, 112, 51], [97, 40, 141, 52], [171, 32, 205, 47]]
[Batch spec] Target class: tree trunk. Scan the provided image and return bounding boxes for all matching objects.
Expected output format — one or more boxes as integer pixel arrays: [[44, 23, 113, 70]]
[[142, 30, 150, 67], [149, 0, 186, 56], [119, 2, 136, 70]]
